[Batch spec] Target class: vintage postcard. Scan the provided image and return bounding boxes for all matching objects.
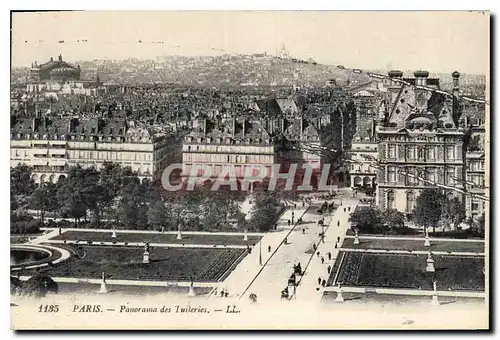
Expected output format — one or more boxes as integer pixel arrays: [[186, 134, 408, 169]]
[[9, 10, 490, 330]]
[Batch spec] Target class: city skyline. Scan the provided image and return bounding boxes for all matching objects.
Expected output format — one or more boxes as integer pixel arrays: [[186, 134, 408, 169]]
[[12, 11, 489, 74]]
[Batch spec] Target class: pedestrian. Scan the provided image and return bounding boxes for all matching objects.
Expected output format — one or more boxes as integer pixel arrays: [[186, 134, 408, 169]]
[[274, 223, 278, 230], [302, 228, 305, 234], [327, 265, 332, 273], [287, 220, 291, 226], [337, 236, 340, 242], [268, 245, 271, 252], [302, 202, 305, 207], [328, 252, 332, 261], [321, 257, 325, 264], [322, 279, 326, 287], [337, 221, 340, 227], [334, 243, 337, 249], [348, 207, 351, 212], [317, 251, 320, 257], [292, 212, 295, 218], [344, 208, 346, 212], [318, 277, 322, 285], [58, 227, 62, 235], [313, 243, 317, 251], [294, 204, 297, 209]]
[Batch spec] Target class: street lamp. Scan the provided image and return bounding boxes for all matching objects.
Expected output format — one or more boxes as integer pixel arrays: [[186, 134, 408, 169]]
[[259, 240, 262, 266]]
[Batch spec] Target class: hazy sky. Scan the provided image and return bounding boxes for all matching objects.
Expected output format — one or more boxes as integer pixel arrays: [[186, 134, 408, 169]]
[[11, 11, 489, 74]]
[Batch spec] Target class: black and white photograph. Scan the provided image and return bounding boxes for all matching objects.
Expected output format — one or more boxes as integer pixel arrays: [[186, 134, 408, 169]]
[[8, 10, 490, 330]]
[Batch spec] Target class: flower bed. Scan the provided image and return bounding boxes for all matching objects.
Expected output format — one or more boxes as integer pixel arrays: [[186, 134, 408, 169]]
[[22, 246, 247, 282], [332, 252, 485, 291]]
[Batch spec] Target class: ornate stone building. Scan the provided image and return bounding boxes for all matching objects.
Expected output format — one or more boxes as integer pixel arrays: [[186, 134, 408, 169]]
[[29, 54, 81, 82], [376, 70, 467, 215]]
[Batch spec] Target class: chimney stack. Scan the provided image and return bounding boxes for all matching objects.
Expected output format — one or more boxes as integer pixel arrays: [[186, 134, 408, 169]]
[[452, 71, 460, 91], [414, 70, 429, 86], [388, 70, 403, 87]]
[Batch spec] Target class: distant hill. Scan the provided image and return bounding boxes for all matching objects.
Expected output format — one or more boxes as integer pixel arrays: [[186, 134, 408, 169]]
[[12, 54, 372, 87]]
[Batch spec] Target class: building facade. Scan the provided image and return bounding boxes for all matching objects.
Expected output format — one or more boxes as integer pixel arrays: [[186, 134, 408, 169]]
[[465, 125, 486, 218], [181, 117, 277, 189], [10, 117, 181, 184]]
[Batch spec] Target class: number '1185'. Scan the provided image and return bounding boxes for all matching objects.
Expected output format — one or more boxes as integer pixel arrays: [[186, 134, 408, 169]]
[[38, 305, 59, 313]]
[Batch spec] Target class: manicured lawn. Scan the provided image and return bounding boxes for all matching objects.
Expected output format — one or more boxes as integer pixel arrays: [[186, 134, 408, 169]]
[[50, 230, 261, 246], [24, 245, 247, 282], [341, 238, 484, 253], [328, 252, 485, 291]]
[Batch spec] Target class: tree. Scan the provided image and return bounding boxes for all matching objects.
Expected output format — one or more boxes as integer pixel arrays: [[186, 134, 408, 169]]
[[56, 166, 100, 223], [11, 164, 36, 197], [248, 191, 282, 232], [414, 189, 444, 233], [18, 274, 58, 298], [11, 165, 36, 212], [349, 206, 381, 233], [381, 209, 406, 231], [29, 182, 59, 223], [147, 200, 169, 230], [473, 213, 485, 238], [440, 196, 466, 232], [116, 180, 148, 228]]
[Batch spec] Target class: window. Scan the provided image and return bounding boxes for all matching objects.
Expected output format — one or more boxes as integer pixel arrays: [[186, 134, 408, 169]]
[[446, 167, 455, 185], [406, 191, 416, 212], [406, 168, 416, 184], [427, 146, 435, 160], [417, 147, 425, 160], [388, 144, 396, 158], [407, 145, 415, 159], [427, 168, 436, 184], [446, 145, 455, 160], [388, 167, 396, 183]]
